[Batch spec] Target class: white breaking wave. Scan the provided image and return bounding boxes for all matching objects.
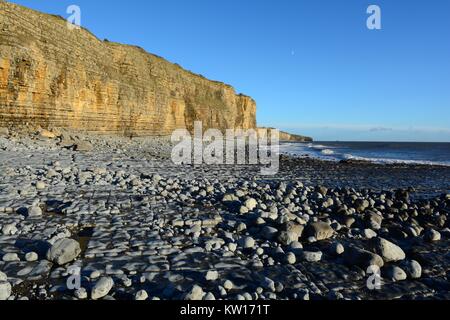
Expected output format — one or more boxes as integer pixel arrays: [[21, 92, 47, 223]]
[[280, 142, 450, 167], [308, 144, 332, 150], [321, 149, 335, 155], [342, 154, 450, 167]]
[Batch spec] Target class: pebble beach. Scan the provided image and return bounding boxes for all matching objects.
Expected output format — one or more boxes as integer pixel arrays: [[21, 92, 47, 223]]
[[0, 128, 449, 301]]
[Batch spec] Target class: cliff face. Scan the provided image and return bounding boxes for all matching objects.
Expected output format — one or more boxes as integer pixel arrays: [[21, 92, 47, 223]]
[[0, 1, 256, 136], [258, 127, 313, 142], [278, 131, 313, 142]]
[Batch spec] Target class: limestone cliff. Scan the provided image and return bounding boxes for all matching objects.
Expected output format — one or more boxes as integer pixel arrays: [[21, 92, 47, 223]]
[[258, 127, 313, 142], [0, 1, 256, 136], [278, 131, 313, 142]]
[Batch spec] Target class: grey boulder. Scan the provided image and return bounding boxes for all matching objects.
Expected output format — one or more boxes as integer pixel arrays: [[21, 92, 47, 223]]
[[384, 266, 407, 282], [370, 238, 406, 263], [0, 281, 12, 300], [91, 277, 114, 300], [401, 260, 422, 279], [344, 246, 384, 268], [304, 222, 334, 241], [46, 238, 81, 265]]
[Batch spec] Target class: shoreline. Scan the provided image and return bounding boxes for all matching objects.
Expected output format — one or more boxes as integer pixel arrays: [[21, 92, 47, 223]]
[[278, 155, 450, 198], [280, 141, 450, 168]]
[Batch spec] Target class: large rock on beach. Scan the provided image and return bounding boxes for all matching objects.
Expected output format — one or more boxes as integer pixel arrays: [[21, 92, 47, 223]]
[[370, 238, 406, 263], [401, 260, 422, 279], [344, 246, 384, 269], [46, 238, 81, 265], [304, 222, 334, 241], [91, 277, 114, 300], [0, 281, 12, 300]]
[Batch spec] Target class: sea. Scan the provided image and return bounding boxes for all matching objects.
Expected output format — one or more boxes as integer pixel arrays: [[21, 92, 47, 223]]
[[280, 141, 450, 166]]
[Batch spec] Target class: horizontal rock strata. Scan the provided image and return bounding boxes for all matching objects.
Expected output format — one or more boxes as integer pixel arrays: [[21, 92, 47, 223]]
[[0, 1, 256, 135]]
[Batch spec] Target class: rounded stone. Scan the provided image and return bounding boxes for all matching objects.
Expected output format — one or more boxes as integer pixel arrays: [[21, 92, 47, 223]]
[[204, 292, 216, 300], [35, 181, 47, 190], [370, 238, 406, 263], [296, 289, 310, 300], [223, 280, 234, 291], [344, 246, 384, 268], [401, 260, 422, 279], [384, 266, 407, 282], [91, 277, 114, 300], [46, 238, 81, 265], [1, 224, 18, 235], [277, 231, 298, 246], [90, 270, 101, 279], [305, 222, 334, 241], [261, 226, 278, 240], [363, 229, 378, 239], [0, 281, 12, 300], [424, 229, 441, 242], [25, 252, 39, 262], [205, 270, 219, 281], [74, 288, 88, 299], [302, 251, 323, 262], [329, 242, 345, 255], [135, 290, 148, 301], [2, 253, 20, 262], [289, 241, 303, 250], [285, 252, 297, 265], [239, 206, 249, 214], [227, 243, 237, 252], [28, 206, 43, 217], [244, 198, 258, 211], [183, 285, 204, 300], [240, 236, 255, 249]]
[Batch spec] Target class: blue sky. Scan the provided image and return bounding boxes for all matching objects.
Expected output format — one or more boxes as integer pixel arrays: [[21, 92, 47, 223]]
[[10, 0, 450, 141]]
